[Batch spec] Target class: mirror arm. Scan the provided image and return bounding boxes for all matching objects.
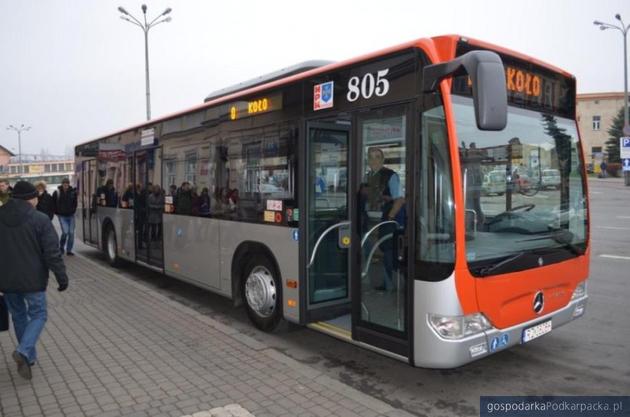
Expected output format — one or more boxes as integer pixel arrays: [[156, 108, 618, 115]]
[[423, 50, 502, 92]]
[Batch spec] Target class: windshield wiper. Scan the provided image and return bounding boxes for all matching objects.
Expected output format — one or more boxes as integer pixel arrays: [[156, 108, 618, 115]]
[[476, 252, 528, 277], [519, 228, 584, 256], [549, 229, 583, 256]]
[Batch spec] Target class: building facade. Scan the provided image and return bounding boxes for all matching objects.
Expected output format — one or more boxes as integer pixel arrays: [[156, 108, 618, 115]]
[[0, 154, 74, 193], [0, 144, 15, 174], [577, 92, 626, 170]]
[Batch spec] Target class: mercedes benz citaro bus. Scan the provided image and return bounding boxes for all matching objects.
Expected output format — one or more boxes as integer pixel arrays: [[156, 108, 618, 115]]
[[74, 35, 589, 368]]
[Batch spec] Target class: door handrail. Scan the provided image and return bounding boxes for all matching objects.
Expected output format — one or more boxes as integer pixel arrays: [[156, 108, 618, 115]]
[[307, 221, 351, 269], [360, 220, 399, 247], [361, 233, 394, 278]]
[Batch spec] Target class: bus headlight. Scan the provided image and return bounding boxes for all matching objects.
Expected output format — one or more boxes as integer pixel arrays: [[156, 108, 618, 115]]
[[428, 313, 492, 340], [571, 281, 587, 300]]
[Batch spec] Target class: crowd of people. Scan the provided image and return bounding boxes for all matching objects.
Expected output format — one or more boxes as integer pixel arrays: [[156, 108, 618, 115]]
[[1, 178, 71, 380], [101, 180, 240, 217]]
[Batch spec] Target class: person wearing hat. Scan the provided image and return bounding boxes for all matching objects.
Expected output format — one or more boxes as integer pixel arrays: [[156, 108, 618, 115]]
[[0, 181, 69, 380], [52, 178, 78, 255]]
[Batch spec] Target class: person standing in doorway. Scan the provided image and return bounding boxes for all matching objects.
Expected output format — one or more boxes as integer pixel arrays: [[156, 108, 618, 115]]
[[365, 147, 405, 292], [35, 181, 55, 220], [0, 181, 69, 380], [52, 178, 78, 256], [147, 184, 164, 242]]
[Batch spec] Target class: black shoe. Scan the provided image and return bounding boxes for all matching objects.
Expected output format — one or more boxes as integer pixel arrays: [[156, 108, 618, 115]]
[[12, 351, 32, 380], [59, 248, 65, 255], [66, 252, 75, 256], [374, 285, 387, 291]]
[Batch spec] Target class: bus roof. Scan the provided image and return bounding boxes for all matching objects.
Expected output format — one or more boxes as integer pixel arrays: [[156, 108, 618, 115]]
[[75, 34, 575, 149]]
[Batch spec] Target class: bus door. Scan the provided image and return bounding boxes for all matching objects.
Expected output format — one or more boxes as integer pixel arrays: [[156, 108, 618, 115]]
[[305, 121, 352, 324], [352, 105, 411, 358], [81, 159, 99, 246], [132, 147, 164, 269]]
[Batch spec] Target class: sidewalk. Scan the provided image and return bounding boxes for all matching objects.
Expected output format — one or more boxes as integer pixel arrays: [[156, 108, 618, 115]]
[[0, 253, 414, 417]]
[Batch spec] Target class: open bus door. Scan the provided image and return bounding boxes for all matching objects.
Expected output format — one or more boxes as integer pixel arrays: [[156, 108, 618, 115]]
[[305, 105, 412, 359], [305, 122, 352, 328], [132, 147, 164, 269], [81, 159, 99, 246]]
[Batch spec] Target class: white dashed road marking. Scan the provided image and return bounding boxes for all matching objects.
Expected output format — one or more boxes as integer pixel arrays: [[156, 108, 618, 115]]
[[599, 254, 630, 261]]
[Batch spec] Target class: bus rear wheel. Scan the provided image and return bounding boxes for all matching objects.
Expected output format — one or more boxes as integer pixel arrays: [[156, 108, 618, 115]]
[[242, 254, 282, 332]]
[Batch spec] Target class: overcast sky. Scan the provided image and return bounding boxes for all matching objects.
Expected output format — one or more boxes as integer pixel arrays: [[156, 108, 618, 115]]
[[0, 0, 628, 156]]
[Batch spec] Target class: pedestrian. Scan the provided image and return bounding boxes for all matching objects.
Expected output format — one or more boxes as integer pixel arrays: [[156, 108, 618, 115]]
[[35, 181, 55, 220], [52, 178, 78, 256], [0, 178, 11, 206], [600, 160, 608, 178], [0, 181, 69, 380]]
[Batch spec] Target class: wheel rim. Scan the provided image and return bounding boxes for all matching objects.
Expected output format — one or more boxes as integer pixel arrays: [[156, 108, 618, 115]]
[[107, 231, 116, 261], [245, 266, 276, 318]]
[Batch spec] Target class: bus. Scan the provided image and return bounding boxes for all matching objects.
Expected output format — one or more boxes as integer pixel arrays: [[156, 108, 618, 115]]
[[74, 35, 589, 368]]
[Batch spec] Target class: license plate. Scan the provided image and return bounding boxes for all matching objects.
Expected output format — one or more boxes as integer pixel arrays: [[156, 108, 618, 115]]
[[522, 320, 552, 343]]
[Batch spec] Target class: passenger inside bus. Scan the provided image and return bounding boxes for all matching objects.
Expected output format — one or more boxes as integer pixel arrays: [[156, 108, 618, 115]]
[[147, 184, 164, 242], [175, 182, 193, 215], [97, 179, 118, 207], [365, 147, 405, 292], [121, 183, 134, 208]]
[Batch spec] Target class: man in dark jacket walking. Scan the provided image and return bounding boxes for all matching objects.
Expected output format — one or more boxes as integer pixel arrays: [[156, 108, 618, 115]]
[[35, 181, 55, 220], [52, 178, 78, 255], [0, 181, 69, 380]]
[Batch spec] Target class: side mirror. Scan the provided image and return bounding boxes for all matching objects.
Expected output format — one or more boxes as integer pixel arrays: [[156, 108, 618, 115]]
[[423, 51, 508, 131]]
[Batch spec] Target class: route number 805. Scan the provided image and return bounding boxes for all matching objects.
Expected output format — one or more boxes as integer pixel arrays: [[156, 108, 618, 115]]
[[347, 68, 390, 102]]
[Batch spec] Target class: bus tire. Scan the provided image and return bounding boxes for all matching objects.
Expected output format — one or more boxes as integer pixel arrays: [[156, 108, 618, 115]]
[[104, 226, 122, 267], [241, 254, 282, 332]]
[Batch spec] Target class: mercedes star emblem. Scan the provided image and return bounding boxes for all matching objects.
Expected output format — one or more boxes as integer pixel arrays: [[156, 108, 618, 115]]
[[533, 291, 544, 314]]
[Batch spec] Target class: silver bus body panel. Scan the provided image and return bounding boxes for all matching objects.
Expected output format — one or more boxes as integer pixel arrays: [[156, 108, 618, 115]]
[[218, 220, 300, 323], [163, 214, 222, 291], [413, 271, 588, 368], [117, 209, 135, 261]]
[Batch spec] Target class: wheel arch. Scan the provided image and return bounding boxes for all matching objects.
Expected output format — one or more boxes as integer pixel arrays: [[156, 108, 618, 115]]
[[231, 240, 282, 308]]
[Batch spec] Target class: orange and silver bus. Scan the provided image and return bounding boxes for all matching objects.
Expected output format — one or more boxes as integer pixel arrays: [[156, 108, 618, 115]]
[[74, 35, 589, 368]]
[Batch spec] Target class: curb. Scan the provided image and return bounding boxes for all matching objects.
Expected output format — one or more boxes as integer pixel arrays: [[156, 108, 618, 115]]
[[72, 251, 416, 417]]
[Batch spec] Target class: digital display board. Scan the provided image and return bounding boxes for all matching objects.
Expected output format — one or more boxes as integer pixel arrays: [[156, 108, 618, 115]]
[[452, 42, 575, 118], [229, 93, 283, 121]]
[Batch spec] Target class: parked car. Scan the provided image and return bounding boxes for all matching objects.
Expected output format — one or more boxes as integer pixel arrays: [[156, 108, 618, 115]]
[[482, 170, 507, 196], [541, 169, 561, 189]]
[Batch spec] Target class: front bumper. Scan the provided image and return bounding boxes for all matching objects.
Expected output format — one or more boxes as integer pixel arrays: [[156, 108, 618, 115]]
[[414, 296, 588, 369]]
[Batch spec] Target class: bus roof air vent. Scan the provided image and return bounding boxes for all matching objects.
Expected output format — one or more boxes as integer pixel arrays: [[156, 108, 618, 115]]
[[203, 60, 334, 102]]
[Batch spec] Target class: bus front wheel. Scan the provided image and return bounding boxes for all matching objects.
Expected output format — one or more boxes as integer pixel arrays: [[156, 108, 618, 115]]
[[242, 254, 282, 332]]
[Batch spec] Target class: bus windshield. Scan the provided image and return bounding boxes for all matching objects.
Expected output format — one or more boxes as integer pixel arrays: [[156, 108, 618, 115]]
[[452, 95, 587, 276]]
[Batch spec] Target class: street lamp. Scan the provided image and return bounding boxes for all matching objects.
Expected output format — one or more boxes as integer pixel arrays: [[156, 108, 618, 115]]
[[118, 5, 172, 121], [594, 14, 630, 185], [6, 124, 30, 176]]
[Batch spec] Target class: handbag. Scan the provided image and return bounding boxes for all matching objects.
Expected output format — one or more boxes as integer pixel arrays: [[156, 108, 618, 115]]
[[0, 295, 9, 332]]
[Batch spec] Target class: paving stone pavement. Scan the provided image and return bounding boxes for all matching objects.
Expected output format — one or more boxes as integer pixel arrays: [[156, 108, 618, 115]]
[[0, 253, 416, 417]]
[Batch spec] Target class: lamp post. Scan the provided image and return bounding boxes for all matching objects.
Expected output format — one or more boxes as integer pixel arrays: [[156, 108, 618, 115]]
[[6, 124, 30, 176], [594, 14, 630, 185], [118, 5, 172, 121]]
